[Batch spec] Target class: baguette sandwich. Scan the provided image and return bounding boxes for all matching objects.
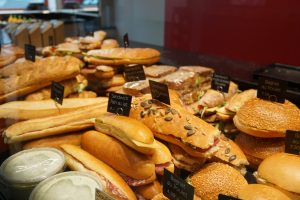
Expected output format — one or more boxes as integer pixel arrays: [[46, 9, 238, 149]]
[[60, 144, 137, 200], [3, 102, 107, 143], [84, 48, 160, 66]]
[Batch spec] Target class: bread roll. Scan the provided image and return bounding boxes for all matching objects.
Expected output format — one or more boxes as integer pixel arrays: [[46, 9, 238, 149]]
[[95, 114, 158, 155], [81, 131, 156, 186]]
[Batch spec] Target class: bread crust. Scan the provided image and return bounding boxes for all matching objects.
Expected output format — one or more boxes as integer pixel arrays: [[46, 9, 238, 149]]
[[226, 89, 257, 112], [23, 132, 82, 150], [95, 114, 157, 155], [188, 162, 247, 200], [135, 181, 162, 200], [81, 130, 156, 180], [234, 98, 300, 138], [258, 153, 300, 194], [61, 144, 137, 200]]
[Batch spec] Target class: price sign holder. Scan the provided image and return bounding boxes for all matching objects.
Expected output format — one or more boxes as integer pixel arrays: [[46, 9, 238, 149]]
[[218, 194, 240, 200], [124, 64, 146, 82], [163, 169, 194, 200], [107, 92, 132, 116], [211, 73, 230, 93], [149, 80, 170, 105], [285, 130, 300, 155], [257, 76, 287, 103], [123, 33, 129, 48], [25, 44, 36, 62], [51, 81, 64, 105]]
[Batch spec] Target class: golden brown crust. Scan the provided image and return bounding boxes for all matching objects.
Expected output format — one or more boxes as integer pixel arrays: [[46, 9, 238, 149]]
[[22, 132, 82, 150], [226, 89, 257, 112], [0, 53, 16, 68], [189, 162, 248, 200], [135, 181, 162, 200], [101, 39, 119, 49], [111, 74, 125, 87], [4, 103, 107, 143], [258, 153, 300, 194], [234, 98, 300, 138], [68, 91, 97, 98], [84, 48, 160, 65], [25, 76, 87, 101], [238, 184, 292, 200], [81, 130, 156, 180], [0, 97, 107, 120], [0, 56, 82, 103], [212, 135, 249, 167], [95, 114, 157, 155], [151, 193, 169, 200], [235, 133, 284, 168], [144, 65, 177, 78], [61, 144, 137, 200], [130, 96, 220, 151], [94, 65, 115, 79]]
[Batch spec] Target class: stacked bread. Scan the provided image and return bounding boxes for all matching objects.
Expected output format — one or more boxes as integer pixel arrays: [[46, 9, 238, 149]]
[[234, 98, 300, 169]]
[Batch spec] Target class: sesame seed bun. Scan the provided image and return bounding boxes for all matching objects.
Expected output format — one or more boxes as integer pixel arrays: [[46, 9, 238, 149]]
[[188, 162, 247, 200], [233, 98, 300, 138], [235, 133, 285, 169]]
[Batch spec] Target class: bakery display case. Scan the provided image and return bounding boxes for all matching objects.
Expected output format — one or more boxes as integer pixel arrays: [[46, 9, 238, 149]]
[[0, 1, 300, 200]]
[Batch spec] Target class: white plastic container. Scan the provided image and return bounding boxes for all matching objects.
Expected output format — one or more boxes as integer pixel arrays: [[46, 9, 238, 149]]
[[29, 171, 103, 200], [0, 148, 65, 200]]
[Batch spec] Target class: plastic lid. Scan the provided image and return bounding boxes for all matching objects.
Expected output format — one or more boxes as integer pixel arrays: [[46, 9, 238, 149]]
[[29, 171, 103, 200], [0, 148, 65, 185]]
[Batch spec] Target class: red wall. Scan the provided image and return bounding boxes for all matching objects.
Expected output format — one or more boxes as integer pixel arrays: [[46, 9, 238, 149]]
[[164, 0, 300, 66]]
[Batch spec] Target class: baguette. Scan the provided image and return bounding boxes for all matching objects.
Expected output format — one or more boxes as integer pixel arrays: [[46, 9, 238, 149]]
[[95, 114, 158, 155], [22, 132, 82, 150], [129, 96, 220, 158], [3, 102, 107, 143], [60, 144, 137, 200], [81, 131, 156, 186], [0, 97, 108, 120], [84, 48, 160, 65], [0, 56, 83, 103], [25, 75, 87, 101]]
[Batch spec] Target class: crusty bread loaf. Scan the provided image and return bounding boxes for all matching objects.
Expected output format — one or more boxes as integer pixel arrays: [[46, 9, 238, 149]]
[[144, 65, 177, 78], [0, 97, 107, 120], [0, 56, 83, 103], [23, 132, 82, 150], [61, 144, 137, 200], [3, 102, 107, 143], [84, 48, 160, 65], [68, 91, 97, 98], [0, 53, 16, 68], [226, 89, 257, 112], [81, 130, 156, 181]]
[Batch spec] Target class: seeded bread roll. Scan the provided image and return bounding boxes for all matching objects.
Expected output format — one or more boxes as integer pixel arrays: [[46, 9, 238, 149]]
[[187, 162, 248, 200], [233, 98, 300, 138], [235, 133, 284, 169]]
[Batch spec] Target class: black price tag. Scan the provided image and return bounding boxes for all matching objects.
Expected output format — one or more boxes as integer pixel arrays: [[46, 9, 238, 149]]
[[25, 44, 36, 62], [51, 81, 64, 105], [149, 80, 170, 105], [218, 194, 240, 200], [285, 130, 300, 155], [124, 65, 146, 82], [257, 76, 286, 103], [107, 92, 132, 116], [211, 74, 230, 93], [123, 33, 129, 48], [163, 169, 194, 200], [48, 35, 54, 46], [95, 188, 114, 200]]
